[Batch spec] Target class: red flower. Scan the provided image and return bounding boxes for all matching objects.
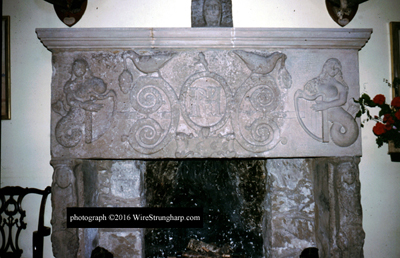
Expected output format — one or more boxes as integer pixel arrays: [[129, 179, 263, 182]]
[[391, 96, 400, 108], [384, 123, 393, 131], [395, 110, 400, 120], [373, 122, 386, 135], [383, 114, 395, 125], [373, 94, 385, 105]]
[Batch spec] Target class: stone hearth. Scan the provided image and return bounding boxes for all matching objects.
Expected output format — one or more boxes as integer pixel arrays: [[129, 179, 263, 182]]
[[36, 27, 371, 258]]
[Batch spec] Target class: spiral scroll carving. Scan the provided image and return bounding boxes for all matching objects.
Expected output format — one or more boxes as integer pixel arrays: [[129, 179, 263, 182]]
[[125, 76, 180, 154], [129, 118, 164, 148], [232, 73, 284, 153], [248, 119, 276, 144], [250, 86, 279, 112], [131, 85, 163, 114]]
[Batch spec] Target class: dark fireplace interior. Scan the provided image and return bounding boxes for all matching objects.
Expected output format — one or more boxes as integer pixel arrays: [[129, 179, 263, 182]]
[[145, 159, 268, 257]]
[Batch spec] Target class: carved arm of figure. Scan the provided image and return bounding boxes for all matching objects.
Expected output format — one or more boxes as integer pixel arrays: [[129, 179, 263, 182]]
[[64, 79, 117, 112], [311, 79, 349, 111], [311, 91, 348, 111], [66, 92, 104, 112], [79, 100, 104, 112], [86, 88, 117, 113], [80, 77, 116, 110], [90, 88, 117, 101], [62, 80, 100, 111], [294, 88, 324, 102]]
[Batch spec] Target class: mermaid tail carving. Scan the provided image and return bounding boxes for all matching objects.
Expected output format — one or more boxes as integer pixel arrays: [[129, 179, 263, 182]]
[[55, 107, 85, 148], [328, 107, 359, 147]]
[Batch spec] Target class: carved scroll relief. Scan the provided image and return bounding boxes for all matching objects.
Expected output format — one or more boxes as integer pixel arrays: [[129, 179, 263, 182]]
[[232, 50, 291, 153], [122, 75, 180, 154], [117, 51, 180, 155], [50, 50, 360, 158]]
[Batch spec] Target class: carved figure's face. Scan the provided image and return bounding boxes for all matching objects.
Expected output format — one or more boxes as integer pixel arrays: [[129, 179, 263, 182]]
[[72, 60, 87, 77], [324, 59, 341, 77], [203, 0, 222, 26], [55, 166, 73, 189], [337, 162, 356, 186]]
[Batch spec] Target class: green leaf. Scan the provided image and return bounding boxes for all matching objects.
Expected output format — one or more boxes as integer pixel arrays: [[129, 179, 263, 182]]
[[361, 93, 371, 101], [376, 138, 384, 147], [366, 109, 373, 120], [379, 104, 391, 117]]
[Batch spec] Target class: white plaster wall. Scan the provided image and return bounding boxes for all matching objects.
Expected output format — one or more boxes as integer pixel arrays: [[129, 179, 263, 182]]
[[1, 0, 399, 257]]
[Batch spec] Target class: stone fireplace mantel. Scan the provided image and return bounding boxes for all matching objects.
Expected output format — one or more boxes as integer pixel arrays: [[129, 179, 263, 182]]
[[37, 27, 371, 50], [37, 28, 371, 160], [36, 27, 372, 258]]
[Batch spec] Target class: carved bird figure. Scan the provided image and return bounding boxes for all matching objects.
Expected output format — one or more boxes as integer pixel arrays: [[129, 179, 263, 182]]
[[124, 50, 176, 75], [233, 50, 285, 75]]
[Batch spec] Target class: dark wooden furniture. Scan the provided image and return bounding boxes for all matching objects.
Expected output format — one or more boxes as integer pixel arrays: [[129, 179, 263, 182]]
[[389, 22, 400, 162], [0, 186, 51, 258]]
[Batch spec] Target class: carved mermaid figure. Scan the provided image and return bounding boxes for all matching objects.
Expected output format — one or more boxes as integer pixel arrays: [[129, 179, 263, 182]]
[[295, 58, 358, 147], [53, 59, 116, 147]]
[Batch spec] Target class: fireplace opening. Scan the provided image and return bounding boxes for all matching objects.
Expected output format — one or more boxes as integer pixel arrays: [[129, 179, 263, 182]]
[[144, 159, 268, 258]]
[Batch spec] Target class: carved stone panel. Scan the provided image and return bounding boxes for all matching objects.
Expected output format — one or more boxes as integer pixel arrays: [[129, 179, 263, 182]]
[[295, 58, 359, 147], [39, 28, 371, 159], [49, 50, 360, 159], [50, 160, 80, 258], [313, 157, 365, 258]]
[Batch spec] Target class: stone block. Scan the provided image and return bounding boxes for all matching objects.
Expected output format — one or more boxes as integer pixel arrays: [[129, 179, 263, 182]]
[[98, 230, 144, 258]]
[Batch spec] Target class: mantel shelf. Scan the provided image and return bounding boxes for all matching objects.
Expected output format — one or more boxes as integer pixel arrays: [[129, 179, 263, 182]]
[[36, 27, 372, 51]]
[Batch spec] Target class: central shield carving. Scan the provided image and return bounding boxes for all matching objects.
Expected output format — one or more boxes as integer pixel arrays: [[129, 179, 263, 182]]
[[180, 71, 232, 132]]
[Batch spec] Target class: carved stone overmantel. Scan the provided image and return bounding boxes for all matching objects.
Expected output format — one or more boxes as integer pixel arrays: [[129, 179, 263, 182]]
[[37, 28, 371, 160], [37, 27, 372, 258]]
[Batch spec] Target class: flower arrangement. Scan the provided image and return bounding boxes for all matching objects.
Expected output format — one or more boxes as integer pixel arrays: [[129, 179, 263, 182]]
[[355, 93, 400, 148]]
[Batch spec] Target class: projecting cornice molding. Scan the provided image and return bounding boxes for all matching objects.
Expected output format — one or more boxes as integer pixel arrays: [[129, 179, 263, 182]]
[[36, 27, 372, 51]]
